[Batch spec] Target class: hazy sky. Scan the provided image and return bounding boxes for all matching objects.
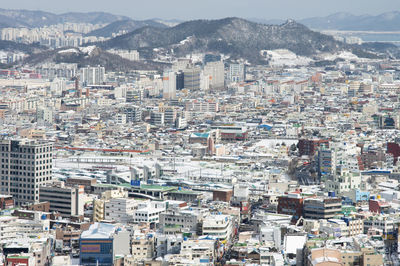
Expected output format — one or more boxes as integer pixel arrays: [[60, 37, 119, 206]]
[[2, 0, 400, 20]]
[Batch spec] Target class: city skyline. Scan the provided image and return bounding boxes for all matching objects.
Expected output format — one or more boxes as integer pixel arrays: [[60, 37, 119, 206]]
[[2, 0, 400, 21]]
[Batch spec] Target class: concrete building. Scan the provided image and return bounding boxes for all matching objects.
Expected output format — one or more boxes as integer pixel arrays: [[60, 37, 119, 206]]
[[133, 200, 166, 225], [93, 189, 127, 222], [104, 197, 137, 223], [0, 139, 53, 205], [39, 182, 84, 217], [159, 209, 204, 234], [183, 67, 201, 90], [115, 113, 127, 125], [131, 235, 155, 261], [36, 107, 53, 124], [124, 106, 142, 123], [162, 71, 177, 100], [81, 66, 105, 85], [204, 61, 224, 89], [150, 111, 164, 127], [228, 63, 245, 82], [202, 214, 233, 241], [303, 197, 342, 220]]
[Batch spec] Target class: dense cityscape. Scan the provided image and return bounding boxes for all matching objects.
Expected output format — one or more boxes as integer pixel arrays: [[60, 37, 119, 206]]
[[2, 3, 400, 266]]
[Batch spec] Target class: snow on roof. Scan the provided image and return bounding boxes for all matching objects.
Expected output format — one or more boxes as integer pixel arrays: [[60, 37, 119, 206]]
[[284, 235, 307, 254], [81, 222, 116, 239]]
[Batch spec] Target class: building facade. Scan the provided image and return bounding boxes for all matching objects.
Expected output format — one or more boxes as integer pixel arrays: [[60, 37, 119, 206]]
[[0, 139, 53, 205]]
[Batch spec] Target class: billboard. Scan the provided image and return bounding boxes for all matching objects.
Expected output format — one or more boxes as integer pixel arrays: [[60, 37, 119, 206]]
[[81, 244, 101, 253]]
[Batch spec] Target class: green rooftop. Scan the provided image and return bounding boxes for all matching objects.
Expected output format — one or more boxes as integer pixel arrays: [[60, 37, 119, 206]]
[[7, 256, 30, 259]]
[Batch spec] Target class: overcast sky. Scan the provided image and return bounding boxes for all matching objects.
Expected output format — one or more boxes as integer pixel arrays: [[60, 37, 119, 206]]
[[2, 0, 400, 20]]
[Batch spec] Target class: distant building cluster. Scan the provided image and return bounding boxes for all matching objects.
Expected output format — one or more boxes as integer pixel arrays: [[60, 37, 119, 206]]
[[0, 23, 107, 48]]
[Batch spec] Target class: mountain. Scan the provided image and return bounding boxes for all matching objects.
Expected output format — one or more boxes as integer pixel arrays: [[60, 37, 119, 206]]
[[20, 46, 167, 71], [98, 17, 369, 63], [87, 19, 168, 38], [0, 8, 129, 28], [300, 11, 400, 31]]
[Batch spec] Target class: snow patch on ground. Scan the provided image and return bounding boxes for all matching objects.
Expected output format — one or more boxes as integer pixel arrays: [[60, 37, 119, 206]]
[[57, 46, 96, 56], [58, 48, 79, 54], [179, 36, 194, 45], [79, 46, 96, 56], [261, 49, 313, 66], [318, 51, 359, 61]]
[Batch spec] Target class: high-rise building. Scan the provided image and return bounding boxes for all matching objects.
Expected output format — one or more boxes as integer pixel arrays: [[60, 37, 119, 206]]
[[204, 61, 225, 89], [228, 63, 245, 83], [0, 139, 53, 205], [183, 67, 201, 91], [162, 71, 177, 100], [81, 66, 105, 85], [176, 71, 184, 90]]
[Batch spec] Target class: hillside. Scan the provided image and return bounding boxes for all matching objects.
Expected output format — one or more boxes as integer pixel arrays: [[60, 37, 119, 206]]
[[98, 17, 374, 63], [87, 19, 168, 38], [20, 46, 167, 71]]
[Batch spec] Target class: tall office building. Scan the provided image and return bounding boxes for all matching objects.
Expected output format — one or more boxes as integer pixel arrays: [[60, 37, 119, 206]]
[[204, 61, 225, 89], [0, 139, 53, 205], [176, 71, 184, 90], [81, 66, 105, 85], [229, 63, 245, 83], [183, 67, 201, 91]]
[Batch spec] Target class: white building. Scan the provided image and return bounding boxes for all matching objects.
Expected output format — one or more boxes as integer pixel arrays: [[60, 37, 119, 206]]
[[163, 71, 177, 100], [204, 61, 224, 89], [134, 200, 166, 224], [202, 214, 233, 241], [115, 113, 127, 125], [36, 107, 53, 123], [104, 197, 138, 223], [228, 63, 245, 83], [81, 65, 105, 85]]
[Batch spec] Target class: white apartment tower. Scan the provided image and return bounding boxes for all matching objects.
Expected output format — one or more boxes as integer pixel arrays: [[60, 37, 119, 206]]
[[229, 63, 245, 82], [81, 65, 105, 85], [162, 71, 177, 100], [204, 61, 225, 89], [0, 139, 53, 205]]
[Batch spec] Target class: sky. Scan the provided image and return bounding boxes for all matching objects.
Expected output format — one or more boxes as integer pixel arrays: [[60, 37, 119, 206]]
[[2, 0, 400, 21]]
